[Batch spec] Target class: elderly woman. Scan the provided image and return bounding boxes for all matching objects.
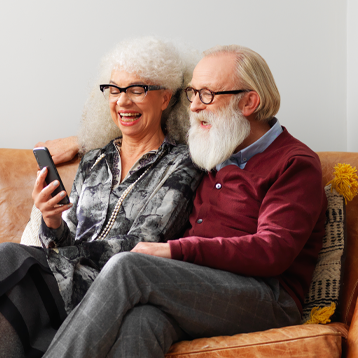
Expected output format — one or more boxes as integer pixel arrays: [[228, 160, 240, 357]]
[[0, 37, 202, 357]]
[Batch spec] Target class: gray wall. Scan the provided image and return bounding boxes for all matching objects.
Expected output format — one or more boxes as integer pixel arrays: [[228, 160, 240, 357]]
[[0, 0, 355, 152]]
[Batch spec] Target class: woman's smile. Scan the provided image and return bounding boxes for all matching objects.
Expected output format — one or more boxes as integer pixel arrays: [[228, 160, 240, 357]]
[[118, 111, 142, 126]]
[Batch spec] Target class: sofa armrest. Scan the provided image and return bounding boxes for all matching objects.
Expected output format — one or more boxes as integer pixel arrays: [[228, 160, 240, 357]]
[[347, 297, 358, 358], [0, 148, 80, 244]]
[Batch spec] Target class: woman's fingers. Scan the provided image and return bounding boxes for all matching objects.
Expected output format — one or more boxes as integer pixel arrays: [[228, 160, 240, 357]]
[[40, 184, 72, 211], [35, 166, 47, 186], [33, 167, 48, 202], [43, 201, 72, 217], [45, 190, 72, 210], [32, 167, 72, 229], [41, 180, 60, 200], [33, 167, 52, 199], [37, 186, 72, 229], [33, 167, 72, 210], [34, 179, 59, 207]]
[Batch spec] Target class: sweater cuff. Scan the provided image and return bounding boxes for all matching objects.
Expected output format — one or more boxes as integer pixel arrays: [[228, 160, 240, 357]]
[[169, 239, 183, 260], [39, 218, 63, 248]]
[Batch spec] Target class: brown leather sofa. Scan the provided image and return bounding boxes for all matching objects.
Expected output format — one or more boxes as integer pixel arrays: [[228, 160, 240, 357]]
[[1, 149, 358, 358]]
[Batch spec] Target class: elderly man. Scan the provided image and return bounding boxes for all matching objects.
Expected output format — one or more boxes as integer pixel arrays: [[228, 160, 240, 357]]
[[43, 45, 326, 358]]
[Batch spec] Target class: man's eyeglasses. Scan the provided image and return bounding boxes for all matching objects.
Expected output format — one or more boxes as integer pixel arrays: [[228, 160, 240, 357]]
[[184, 87, 248, 105], [100, 84, 165, 103]]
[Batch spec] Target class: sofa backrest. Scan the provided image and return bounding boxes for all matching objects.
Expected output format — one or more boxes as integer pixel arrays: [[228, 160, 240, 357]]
[[0, 149, 357, 325]]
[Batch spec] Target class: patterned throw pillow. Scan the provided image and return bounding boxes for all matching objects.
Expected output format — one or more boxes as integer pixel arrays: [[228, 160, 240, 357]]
[[301, 184, 345, 323]]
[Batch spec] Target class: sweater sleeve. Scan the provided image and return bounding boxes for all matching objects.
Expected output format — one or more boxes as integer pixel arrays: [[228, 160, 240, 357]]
[[169, 154, 326, 277]]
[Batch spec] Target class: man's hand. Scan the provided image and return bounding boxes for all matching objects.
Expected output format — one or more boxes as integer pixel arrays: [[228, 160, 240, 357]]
[[34, 136, 79, 165], [131, 242, 171, 259]]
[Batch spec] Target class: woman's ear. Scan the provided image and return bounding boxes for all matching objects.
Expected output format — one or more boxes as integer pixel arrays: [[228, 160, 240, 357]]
[[239, 91, 260, 117], [161, 90, 172, 111]]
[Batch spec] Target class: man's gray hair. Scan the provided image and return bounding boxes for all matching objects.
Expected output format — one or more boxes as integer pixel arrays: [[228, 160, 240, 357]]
[[204, 45, 280, 121], [78, 37, 200, 152]]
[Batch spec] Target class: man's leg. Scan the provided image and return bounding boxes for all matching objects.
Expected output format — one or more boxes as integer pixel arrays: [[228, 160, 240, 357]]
[[107, 305, 187, 358], [44, 252, 301, 358]]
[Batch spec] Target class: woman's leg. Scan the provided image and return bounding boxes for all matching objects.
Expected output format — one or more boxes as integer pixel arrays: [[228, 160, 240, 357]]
[[0, 312, 25, 358], [0, 243, 66, 357]]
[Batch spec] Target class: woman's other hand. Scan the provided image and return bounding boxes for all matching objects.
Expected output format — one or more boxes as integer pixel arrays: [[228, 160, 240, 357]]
[[32, 167, 73, 229], [34, 136, 79, 165]]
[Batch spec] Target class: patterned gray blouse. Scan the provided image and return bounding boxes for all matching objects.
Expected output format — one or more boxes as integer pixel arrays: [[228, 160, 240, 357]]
[[39, 137, 203, 314]]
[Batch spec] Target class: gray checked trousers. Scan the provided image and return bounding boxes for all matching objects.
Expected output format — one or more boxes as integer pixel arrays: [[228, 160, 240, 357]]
[[44, 252, 301, 358]]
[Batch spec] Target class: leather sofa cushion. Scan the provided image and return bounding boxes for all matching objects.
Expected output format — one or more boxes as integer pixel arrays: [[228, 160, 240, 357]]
[[166, 323, 347, 358]]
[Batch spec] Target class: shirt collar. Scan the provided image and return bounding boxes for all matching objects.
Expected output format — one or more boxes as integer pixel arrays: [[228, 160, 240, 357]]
[[216, 117, 283, 171], [111, 135, 176, 178]]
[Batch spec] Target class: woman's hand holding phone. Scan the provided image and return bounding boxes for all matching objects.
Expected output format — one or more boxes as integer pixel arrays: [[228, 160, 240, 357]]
[[32, 167, 73, 229]]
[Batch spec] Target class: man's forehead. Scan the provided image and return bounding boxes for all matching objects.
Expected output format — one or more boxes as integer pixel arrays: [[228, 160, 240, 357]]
[[190, 53, 236, 90]]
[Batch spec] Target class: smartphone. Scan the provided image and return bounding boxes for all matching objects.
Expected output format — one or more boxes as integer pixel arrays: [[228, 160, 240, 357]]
[[33, 147, 70, 205]]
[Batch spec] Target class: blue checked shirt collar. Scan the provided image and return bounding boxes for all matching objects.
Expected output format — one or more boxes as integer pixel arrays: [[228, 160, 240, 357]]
[[216, 118, 283, 171]]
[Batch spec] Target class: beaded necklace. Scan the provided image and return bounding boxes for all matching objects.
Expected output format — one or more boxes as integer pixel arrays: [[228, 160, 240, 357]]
[[96, 151, 163, 241]]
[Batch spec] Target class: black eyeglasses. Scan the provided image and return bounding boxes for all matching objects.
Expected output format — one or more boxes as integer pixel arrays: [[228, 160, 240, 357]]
[[184, 87, 248, 105], [100, 84, 165, 103]]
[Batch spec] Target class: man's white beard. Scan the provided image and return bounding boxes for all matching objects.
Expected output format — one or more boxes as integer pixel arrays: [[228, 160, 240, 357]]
[[188, 99, 251, 171]]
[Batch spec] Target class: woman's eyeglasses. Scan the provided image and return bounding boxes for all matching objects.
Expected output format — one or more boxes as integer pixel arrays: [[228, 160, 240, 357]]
[[100, 84, 165, 103]]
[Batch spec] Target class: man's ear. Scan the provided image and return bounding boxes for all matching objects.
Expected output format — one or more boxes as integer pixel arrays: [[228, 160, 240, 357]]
[[238, 91, 260, 117]]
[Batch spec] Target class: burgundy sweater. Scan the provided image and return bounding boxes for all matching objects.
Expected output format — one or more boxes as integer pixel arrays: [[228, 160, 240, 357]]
[[169, 128, 327, 311]]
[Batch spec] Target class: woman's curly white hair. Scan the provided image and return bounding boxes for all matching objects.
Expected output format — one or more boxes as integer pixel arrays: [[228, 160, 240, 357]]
[[78, 37, 200, 153]]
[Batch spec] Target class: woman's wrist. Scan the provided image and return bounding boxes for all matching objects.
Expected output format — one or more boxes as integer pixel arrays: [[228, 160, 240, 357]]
[[43, 217, 63, 231]]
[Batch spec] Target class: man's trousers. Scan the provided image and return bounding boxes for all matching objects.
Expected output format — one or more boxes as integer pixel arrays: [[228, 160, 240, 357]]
[[44, 252, 301, 358]]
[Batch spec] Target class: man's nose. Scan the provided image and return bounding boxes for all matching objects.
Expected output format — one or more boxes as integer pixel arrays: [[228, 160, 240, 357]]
[[189, 93, 206, 112]]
